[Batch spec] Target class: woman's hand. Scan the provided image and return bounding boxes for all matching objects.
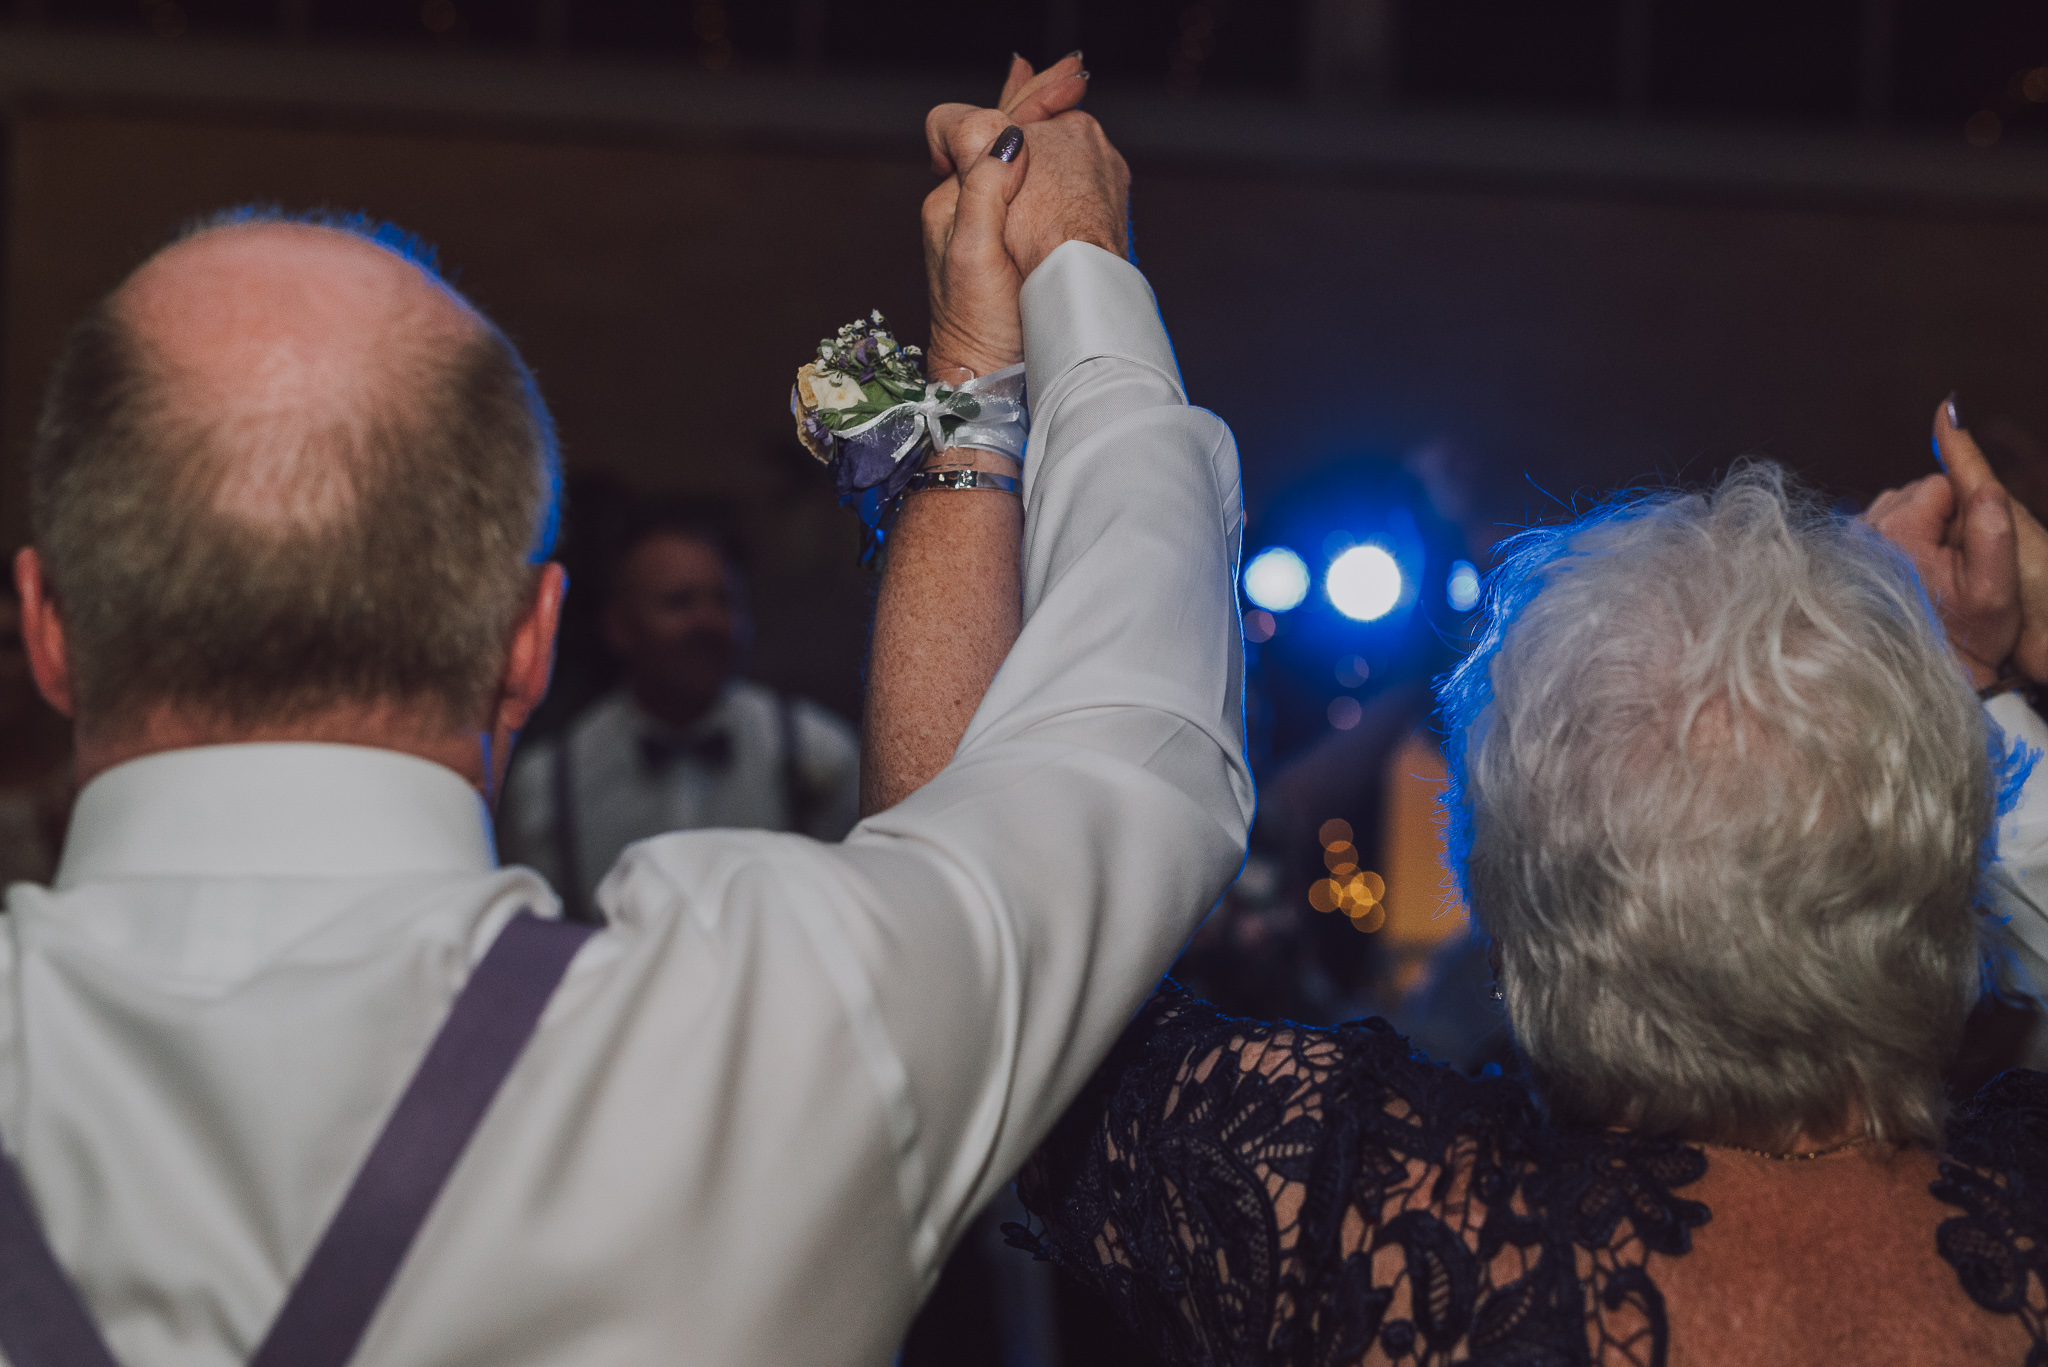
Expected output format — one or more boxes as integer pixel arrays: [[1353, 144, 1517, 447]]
[[1929, 398, 2048, 682], [921, 56, 1092, 379], [922, 55, 1129, 379], [1864, 400, 2027, 690], [921, 118, 1032, 382]]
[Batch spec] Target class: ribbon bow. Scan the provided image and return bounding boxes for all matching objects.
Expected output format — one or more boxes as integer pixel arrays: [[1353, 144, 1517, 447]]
[[828, 363, 1030, 501]]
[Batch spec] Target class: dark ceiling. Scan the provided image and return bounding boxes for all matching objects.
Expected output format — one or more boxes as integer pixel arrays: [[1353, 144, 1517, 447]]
[[9, 0, 2048, 142]]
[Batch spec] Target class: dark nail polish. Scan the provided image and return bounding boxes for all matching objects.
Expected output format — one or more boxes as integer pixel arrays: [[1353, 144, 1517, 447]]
[[1947, 390, 1964, 430], [990, 126, 1023, 163]]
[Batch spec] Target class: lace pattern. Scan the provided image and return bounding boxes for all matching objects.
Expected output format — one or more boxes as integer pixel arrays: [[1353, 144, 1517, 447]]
[[1019, 989, 2048, 1365], [1931, 1070, 2048, 1366], [1012, 986, 1711, 1366]]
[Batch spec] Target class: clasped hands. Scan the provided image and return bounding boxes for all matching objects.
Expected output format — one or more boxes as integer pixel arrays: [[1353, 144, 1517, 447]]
[[919, 54, 1129, 390], [1867, 402, 2048, 692]]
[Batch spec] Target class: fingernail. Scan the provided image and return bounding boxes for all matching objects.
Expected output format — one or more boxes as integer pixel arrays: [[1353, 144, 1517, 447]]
[[1065, 49, 1083, 61], [990, 126, 1023, 163], [1947, 390, 1964, 430]]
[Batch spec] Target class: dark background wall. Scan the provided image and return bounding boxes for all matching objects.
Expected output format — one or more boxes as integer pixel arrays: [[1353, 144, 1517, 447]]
[[1143, 177, 2048, 508], [5, 5, 2048, 728]]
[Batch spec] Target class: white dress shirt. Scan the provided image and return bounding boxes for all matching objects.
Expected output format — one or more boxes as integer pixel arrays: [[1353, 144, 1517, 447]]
[[498, 681, 862, 909], [1984, 692, 2048, 1067], [0, 241, 1251, 1367]]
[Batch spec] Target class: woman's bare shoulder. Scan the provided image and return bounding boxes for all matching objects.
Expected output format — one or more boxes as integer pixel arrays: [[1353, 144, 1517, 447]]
[[1654, 1134, 2032, 1366]]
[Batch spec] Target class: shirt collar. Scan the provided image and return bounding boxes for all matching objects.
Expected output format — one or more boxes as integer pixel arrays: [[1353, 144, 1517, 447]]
[[54, 743, 498, 889]]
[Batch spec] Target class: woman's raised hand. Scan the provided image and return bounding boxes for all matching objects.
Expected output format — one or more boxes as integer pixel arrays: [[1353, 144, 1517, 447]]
[[921, 54, 1100, 380], [1929, 399, 2048, 682], [1864, 399, 2032, 690], [921, 116, 1032, 382], [921, 54, 1129, 383], [926, 54, 1091, 179]]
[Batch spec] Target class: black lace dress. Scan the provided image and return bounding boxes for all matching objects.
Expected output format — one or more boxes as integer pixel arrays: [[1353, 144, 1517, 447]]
[[1010, 986, 2048, 1367]]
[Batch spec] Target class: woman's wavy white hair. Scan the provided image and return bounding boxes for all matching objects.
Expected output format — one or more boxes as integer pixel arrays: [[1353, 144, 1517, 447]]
[[1440, 462, 2026, 1147]]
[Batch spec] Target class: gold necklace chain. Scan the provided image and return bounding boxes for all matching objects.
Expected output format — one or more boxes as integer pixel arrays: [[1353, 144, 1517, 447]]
[[1706, 1136, 1872, 1162]]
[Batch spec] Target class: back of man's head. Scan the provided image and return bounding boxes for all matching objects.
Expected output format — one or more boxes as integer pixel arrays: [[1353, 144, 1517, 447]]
[[29, 209, 560, 739]]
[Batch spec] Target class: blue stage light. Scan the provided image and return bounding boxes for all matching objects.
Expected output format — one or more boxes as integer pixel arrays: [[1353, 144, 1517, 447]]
[[1326, 545, 1402, 621], [1243, 546, 1311, 612], [1447, 559, 1480, 612]]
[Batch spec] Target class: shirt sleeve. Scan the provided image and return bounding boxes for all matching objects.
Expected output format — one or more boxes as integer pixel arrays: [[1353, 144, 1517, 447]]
[[597, 241, 1252, 1289], [1984, 693, 2048, 1066]]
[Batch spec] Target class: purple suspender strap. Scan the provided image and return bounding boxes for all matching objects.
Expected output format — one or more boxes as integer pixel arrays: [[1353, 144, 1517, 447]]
[[0, 1150, 119, 1367], [250, 911, 594, 1366], [0, 909, 596, 1367]]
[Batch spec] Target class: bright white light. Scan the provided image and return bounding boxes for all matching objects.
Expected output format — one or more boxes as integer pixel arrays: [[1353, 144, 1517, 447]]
[[1326, 545, 1402, 622], [1447, 559, 1481, 612], [1243, 546, 1310, 612]]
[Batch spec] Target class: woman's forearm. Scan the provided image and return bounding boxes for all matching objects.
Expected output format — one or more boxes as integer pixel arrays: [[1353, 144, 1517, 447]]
[[860, 447, 1024, 815]]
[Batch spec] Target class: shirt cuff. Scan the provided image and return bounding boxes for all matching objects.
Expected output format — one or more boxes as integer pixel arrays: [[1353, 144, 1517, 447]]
[[1988, 691, 2048, 863], [1019, 242, 1185, 403], [1987, 690, 2048, 755]]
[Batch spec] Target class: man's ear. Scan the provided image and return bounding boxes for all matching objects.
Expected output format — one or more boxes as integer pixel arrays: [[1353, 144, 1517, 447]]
[[497, 562, 567, 736], [14, 548, 76, 720]]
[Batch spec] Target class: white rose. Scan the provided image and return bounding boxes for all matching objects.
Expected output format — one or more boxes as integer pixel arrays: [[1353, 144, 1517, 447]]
[[810, 370, 868, 413]]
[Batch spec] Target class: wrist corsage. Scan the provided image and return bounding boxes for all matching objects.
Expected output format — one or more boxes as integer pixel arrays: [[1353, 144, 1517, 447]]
[[791, 311, 1027, 561]]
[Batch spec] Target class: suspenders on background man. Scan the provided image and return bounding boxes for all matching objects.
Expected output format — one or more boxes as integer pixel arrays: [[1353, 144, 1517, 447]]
[[550, 690, 821, 925]]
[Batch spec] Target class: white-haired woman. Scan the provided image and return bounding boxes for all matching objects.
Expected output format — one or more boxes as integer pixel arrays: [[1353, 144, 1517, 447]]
[[871, 386, 2048, 1363], [1039, 455, 2048, 1364], [868, 77, 2048, 1363]]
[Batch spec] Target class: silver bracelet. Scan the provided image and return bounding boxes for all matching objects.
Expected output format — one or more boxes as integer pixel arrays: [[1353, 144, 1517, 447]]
[[905, 467, 1019, 495]]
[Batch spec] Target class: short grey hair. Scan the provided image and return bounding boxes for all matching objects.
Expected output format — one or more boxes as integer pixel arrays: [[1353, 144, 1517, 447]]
[[1441, 463, 2022, 1147], [29, 208, 561, 731]]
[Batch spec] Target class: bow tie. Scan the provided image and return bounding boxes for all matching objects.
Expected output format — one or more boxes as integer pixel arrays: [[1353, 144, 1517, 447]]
[[639, 729, 734, 774]]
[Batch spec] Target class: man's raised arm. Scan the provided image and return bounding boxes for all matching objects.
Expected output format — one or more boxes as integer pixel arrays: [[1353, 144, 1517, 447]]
[[843, 106, 1247, 1248], [599, 97, 1248, 1297]]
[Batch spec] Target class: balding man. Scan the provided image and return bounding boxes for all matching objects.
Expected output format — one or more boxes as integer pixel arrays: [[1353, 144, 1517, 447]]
[[1, 64, 1248, 1367]]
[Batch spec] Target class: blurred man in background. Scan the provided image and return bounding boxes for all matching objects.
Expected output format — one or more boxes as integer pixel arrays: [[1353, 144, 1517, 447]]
[[501, 503, 859, 917]]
